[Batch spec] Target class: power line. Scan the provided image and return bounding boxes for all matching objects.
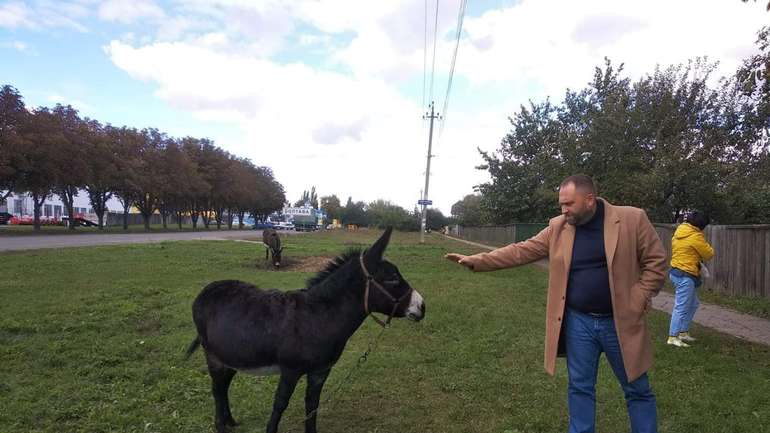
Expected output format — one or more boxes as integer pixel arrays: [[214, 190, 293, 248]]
[[428, 0, 440, 105], [422, 0, 428, 111], [438, 0, 467, 139]]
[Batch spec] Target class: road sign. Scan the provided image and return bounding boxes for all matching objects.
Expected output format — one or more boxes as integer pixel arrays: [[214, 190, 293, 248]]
[[418, 199, 433, 205]]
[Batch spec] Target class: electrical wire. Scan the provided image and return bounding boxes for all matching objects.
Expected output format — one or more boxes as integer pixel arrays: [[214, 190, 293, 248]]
[[428, 0, 440, 106], [438, 0, 467, 139]]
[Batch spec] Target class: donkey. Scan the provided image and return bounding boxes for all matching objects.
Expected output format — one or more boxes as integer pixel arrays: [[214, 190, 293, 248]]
[[186, 227, 425, 433], [262, 228, 283, 268]]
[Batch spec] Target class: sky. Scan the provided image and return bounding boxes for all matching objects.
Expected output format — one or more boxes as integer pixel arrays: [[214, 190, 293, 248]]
[[1, 0, 767, 215]]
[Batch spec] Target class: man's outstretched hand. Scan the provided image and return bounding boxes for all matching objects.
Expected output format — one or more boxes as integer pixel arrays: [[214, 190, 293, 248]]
[[445, 253, 474, 270]]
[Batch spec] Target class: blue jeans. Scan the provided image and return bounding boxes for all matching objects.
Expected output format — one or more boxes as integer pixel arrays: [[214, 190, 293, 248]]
[[668, 270, 700, 336], [565, 309, 658, 433]]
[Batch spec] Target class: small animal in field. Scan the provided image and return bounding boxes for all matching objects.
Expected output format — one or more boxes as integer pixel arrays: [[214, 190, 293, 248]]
[[262, 228, 283, 268], [186, 227, 425, 433]]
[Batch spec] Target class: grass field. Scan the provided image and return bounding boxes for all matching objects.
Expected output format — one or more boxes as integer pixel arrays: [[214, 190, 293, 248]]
[[1, 230, 769, 433]]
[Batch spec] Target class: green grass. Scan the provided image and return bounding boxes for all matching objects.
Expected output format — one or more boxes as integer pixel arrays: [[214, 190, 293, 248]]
[[1, 231, 769, 433], [0, 223, 252, 236]]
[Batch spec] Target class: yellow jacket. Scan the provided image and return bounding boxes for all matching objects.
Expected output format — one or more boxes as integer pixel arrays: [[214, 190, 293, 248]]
[[670, 223, 714, 277]]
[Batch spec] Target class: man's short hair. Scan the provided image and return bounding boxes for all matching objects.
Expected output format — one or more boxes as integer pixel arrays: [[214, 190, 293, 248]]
[[560, 174, 597, 195]]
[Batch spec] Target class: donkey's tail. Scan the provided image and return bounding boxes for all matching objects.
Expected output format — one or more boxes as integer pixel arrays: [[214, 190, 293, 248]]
[[184, 336, 201, 360]]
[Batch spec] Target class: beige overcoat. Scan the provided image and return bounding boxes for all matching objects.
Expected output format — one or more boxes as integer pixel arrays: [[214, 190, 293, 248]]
[[463, 199, 667, 381]]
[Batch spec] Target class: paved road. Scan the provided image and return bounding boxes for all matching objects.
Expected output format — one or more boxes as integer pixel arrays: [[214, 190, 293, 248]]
[[0, 230, 274, 252], [442, 234, 770, 346]]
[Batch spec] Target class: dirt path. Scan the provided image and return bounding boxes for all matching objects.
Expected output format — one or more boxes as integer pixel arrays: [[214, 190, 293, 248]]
[[0, 230, 301, 252]]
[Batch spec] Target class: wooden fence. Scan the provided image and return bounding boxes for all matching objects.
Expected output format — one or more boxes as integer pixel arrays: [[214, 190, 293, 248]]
[[451, 223, 770, 300], [450, 223, 548, 247], [653, 224, 770, 300]]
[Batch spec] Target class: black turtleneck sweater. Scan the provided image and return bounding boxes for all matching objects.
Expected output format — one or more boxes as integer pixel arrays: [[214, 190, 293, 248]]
[[566, 200, 612, 315]]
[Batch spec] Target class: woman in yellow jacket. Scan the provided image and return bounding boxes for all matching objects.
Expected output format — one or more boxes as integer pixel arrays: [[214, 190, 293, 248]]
[[668, 211, 715, 347]]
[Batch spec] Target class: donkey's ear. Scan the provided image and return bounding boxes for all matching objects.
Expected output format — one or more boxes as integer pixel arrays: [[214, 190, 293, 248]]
[[366, 226, 393, 262]]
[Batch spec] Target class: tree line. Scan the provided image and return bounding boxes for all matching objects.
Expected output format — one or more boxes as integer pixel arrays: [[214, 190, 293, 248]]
[[455, 27, 770, 226], [0, 86, 286, 230], [309, 193, 451, 232]]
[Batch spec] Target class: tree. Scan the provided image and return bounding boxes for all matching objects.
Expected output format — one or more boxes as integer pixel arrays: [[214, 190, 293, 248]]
[[17, 109, 61, 230], [320, 195, 342, 221], [294, 186, 318, 208], [250, 166, 286, 223], [227, 157, 258, 229], [367, 199, 412, 229], [132, 128, 167, 230], [450, 194, 485, 227], [477, 57, 769, 224], [109, 126, 143, 230], [476, 99, 563, 223], [426, 208, 451, 231], [341, 197, 368, 226], [157, 140, 199, 229], [46, 105, 90, 230], [83, 120, 117, 229], [0, 85, 28, 203], [180, 137, 212, 229]]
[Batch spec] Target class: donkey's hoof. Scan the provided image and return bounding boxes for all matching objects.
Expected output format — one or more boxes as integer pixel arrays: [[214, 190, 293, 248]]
[[225, 417, 240, 427]]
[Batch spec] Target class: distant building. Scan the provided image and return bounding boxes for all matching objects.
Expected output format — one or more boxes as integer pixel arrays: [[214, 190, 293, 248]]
[[0, 191, 122, 221]]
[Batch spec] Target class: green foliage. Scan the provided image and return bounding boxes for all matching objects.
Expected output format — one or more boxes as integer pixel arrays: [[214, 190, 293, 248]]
[[340, 196, 368, 226], [425, 208, 451, 230], [477, 52, 770, 224], [0, 86, 287, 231], [320, 194, 342, 221], [0, 85, 28, 201], [294, 186, 318, 208], [450, 194, 486, 226]]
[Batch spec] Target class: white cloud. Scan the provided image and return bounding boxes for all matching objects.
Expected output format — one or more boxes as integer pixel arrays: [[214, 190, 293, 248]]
[[98, 0, 165, 24], [0, 0, 89, 31], [0, 1, 34, 28], [460, 0, 768, 99], [0, 39, 33, 53], [105, 39, 431, 210], [101, 0, 769, 214]]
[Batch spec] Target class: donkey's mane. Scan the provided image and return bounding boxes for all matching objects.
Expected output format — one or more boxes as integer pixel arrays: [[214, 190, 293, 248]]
[[306, 248, 364, 288]]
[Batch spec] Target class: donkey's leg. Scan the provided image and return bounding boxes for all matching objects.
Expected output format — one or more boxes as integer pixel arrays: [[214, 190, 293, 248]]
[[265, 247, 269, 261], [304, 369, 331, 433], [206, 355, 238, 433], [220, 369, 239, 427], [266, 369, 301, 433]]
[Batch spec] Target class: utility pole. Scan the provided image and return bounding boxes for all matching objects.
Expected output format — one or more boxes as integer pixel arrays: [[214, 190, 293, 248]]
[[420, 101, 439, 244]]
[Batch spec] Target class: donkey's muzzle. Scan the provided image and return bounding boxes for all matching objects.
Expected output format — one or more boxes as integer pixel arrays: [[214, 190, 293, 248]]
[[406, 290, 425, 322]]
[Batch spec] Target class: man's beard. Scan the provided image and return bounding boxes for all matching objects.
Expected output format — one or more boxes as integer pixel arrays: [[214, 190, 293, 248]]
[[567, 209, 594, 226]]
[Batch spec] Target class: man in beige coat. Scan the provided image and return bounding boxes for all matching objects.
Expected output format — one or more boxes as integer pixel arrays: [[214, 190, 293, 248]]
[[446, 175, 666, 433]]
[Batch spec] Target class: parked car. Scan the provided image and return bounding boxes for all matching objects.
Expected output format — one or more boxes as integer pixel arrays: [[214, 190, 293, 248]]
[[60, 216, 98, 227], [275, 222, 295, 231], [0, 212, 12, 225]]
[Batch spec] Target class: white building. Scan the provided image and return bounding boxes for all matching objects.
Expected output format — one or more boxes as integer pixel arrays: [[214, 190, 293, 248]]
[[0, 190, 122, 221]]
